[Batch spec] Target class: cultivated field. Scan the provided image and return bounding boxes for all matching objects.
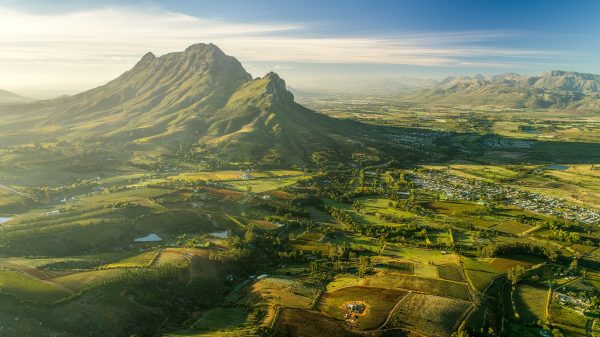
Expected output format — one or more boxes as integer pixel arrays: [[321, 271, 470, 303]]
[[386, 292, 472, 337], [319, 286, 408, 330]]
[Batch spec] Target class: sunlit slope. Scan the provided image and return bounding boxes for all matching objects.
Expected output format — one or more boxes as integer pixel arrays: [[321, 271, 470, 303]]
[[0, 43, 373, 164]]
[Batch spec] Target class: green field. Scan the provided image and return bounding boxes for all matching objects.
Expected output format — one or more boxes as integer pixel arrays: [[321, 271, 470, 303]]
[[51, 269, 124, 292], [514, 284, 548, 323], [0, 271, 70, 303], [191, 307, 248, 331], [328, 272, 471, 301], [102, 250, 159, 268]]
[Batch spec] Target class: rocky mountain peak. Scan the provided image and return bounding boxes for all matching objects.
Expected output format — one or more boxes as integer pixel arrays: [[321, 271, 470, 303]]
[[263, 72, 294, 102]]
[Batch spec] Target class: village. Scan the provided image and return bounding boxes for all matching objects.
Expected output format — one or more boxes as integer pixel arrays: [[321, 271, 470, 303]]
[[415, 170, 600, 225]]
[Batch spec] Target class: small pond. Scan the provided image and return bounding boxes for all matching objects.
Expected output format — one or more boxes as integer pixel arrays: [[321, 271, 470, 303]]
[[546, 164, 570, 171]]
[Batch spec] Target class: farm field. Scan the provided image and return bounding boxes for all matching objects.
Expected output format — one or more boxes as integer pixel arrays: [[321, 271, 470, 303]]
[[549, 302, 589, 334], [272, 308, 362, 337], [238, 275, 317, 325], [319, 286, 409, 330], [102, 250, 159, 268], [0, 270, 70, 303], [437, 264, 464, 282], [50, 269, 124, 292], [514, 284, 548, 323], [191, 307, 248, 331], [327, 273, 471, 301], [386, 292, 472, 337]]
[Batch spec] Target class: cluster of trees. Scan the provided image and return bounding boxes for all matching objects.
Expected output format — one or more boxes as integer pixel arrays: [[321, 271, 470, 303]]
[[479, 242, 558, 261], [322, 205, 356, 227], [541, 221, 593, 245], [118, 262, 187, 285]]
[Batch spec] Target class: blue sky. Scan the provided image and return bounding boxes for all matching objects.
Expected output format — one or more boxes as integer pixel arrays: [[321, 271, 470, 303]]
[[1, 0, 599, 97]]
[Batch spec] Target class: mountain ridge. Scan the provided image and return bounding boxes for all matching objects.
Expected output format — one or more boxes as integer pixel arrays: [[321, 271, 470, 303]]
[[0, 43, 376, 165], [0, 89, 33, 104], [417, 70, 600, 109]]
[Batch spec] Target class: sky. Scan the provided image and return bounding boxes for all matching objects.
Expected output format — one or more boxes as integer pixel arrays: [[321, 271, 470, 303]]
[[1, 0, 599, 98]]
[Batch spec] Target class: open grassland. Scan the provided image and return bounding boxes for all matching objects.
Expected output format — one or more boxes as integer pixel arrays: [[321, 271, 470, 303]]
[[413, 262, 439, 278], [239, 275, 316, 322], [448, 164, 521, 183], [324, 198, 417, 228], [387, 292, 471, 337], [0, 270, 70, 303], [490, 221, 534, 235], [165, 329, 257, 337], [50, 269, 123, 292], [319, 286, 408, 330], [170, 169, 304, 182], [191, 307, 248, 331], [507, 167, 600, 210], [328, 273, 470, 301], [356, 197, 416, 218], [381, 245, 459, 264], [167, 169, 307, 193], [569, 244, 596, 255], [102, 250, 158, 268], [224, 176, 307, 193], [463, 258, 504, 292], [290, 231, 329, 254], [372, 256, 414, 274], [463, 256, 541, 293], [514, 284, 548, 323]]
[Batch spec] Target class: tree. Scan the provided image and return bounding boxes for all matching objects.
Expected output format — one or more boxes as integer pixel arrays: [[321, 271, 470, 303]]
[[309, 261, 320, 279], [244, 224, 255, 243], [569, 258, 578, 272], [508, 265, 525, 287], [357, 256, 372, 277], [333, 260, 346, 273]]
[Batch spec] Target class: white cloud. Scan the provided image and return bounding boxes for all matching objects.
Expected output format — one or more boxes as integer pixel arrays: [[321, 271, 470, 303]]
[[0, 4, 557, 97]]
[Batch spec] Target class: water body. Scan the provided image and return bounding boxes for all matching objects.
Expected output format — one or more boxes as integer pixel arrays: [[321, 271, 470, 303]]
[[209, 230, 229, 239], [547, 164, 570, 171], [0, 217, 11, 224]]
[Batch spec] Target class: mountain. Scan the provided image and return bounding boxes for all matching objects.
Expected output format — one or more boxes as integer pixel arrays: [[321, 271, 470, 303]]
[[0, 89, 32, 104], [413, 70, 600, 109], [0, 43, 373, 165]]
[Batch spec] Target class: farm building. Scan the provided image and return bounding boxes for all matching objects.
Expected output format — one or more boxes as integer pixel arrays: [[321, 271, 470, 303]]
[[134, 233, 163, 243]]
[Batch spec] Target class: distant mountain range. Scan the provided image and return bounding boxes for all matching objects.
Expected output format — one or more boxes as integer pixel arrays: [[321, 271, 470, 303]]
[[412, 70, 600, 109], [0, 89, 32, 104], [0, 44, 373, 165]]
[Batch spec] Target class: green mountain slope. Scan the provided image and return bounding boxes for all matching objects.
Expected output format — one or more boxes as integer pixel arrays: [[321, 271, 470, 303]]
[[0, 43, 374, 165]]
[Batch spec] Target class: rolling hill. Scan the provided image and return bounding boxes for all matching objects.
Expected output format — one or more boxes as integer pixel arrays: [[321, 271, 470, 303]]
[[0, 89, 32, 104], [412, 70, 600, 109], [0, 43, 373, 165]]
